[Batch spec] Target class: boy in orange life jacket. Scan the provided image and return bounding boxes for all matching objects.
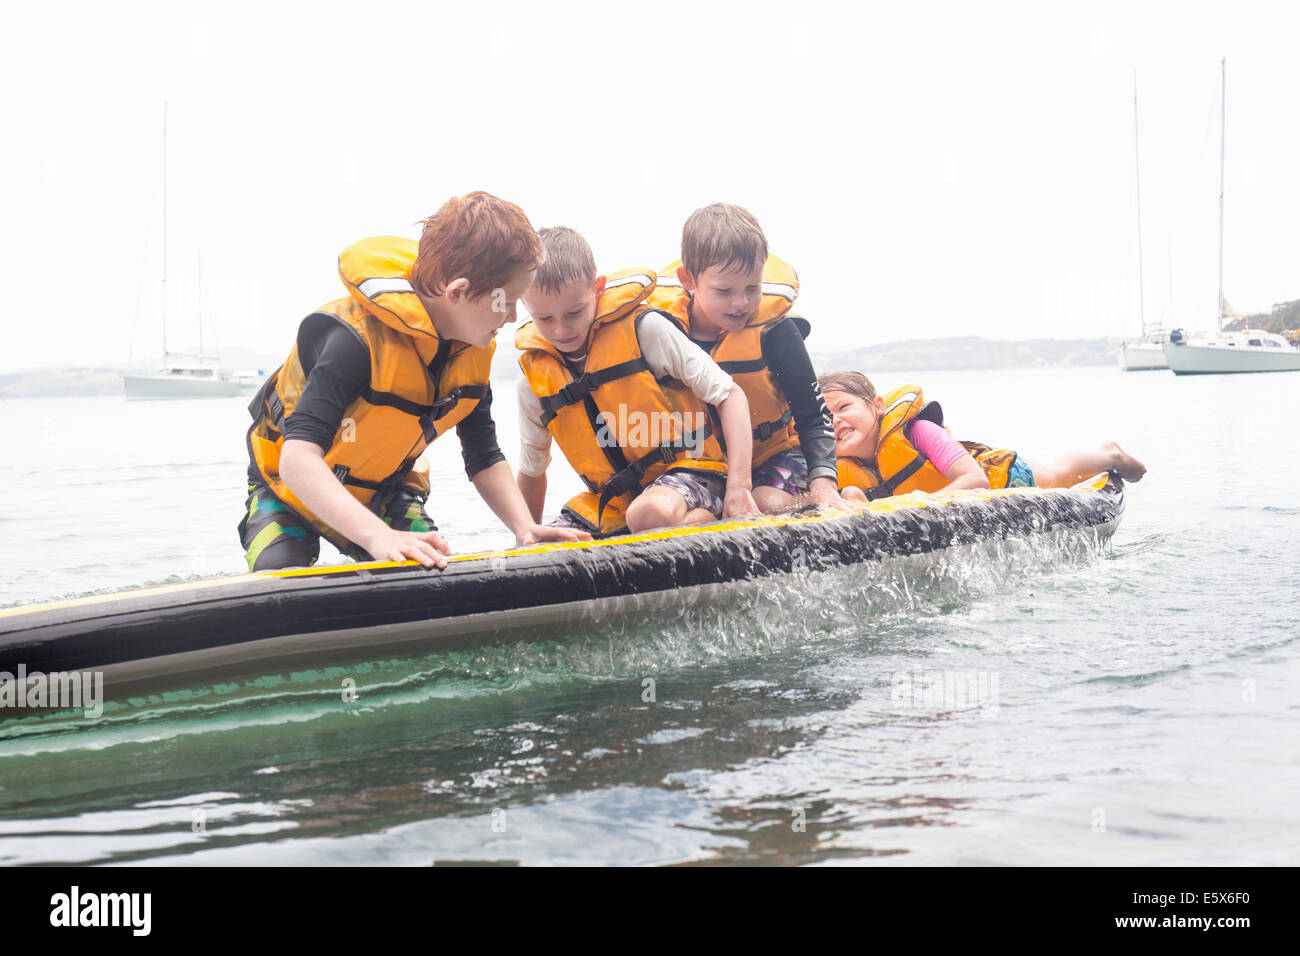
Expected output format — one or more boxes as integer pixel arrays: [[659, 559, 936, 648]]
[[515, 226, 759, 535], [240, 192, 590, 572], [819, 370, 1148, 498], [669, 204, 843, 513]]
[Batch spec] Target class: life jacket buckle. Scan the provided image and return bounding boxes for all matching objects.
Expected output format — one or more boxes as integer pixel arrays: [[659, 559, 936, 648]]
[[554, 374, 593, 408], [429, 388, 462, 420], [753, 408, 793, 443]]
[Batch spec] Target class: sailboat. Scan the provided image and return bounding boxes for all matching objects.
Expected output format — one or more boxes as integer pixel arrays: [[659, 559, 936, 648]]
[[124, 104, 242, 399], [1164, 60, 1300, 375], [1119, 72, 1171, 371]]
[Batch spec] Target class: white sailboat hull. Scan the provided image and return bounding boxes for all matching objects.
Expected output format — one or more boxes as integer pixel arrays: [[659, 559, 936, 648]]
[[1118, 341, 1168, 371], [124, 373, 243, 399], [1164, 342, 1300, 375]]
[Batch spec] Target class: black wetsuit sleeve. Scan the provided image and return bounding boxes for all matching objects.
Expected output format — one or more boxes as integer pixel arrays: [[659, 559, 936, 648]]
[[282, 316, 371, 451], [764, 317, 838, 482], [456, 385, 507, 481]]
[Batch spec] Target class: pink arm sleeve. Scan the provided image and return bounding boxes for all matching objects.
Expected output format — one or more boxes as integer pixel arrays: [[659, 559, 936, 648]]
[[909, 419, 970, 475]]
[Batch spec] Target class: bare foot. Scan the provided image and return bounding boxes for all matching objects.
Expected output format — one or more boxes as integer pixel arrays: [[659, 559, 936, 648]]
[[1104, 440, 1146, 482]]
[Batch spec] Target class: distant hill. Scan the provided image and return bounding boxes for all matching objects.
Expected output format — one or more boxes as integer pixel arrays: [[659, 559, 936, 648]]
[[0, 368, 124, 398], [812, 336, 1121, 373], [4, 336, 1131, 397], [1, 349, 281, 399], [1224, 298, 1300, 335]]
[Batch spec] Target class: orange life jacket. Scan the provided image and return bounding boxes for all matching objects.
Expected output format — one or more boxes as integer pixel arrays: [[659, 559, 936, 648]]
[[247, 236, 493, 551], [836, 385, 1018, 498], [516, 268, 728, 536], [652, 256, 806, 467]]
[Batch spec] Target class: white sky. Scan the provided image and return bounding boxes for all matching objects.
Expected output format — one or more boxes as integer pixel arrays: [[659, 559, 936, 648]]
[[2, 0, 1298, 372]]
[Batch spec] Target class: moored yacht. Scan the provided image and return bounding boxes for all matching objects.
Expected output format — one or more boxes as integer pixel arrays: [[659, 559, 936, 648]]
[[1119, 74, 1169, 372], [1119, 330, 1171, 371], [124, 356, 244, 399], [1164, 329, 1300, 375], [1162, 62, 1300, 376], [124, 102, 244, 400]]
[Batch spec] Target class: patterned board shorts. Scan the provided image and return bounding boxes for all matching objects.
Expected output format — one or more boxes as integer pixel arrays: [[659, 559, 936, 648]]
[[547, 452, 812, 532], [644, 469, 727, 518], [752, 450, 809, 496], [1004, 455, 1036, 488], [237, 479, 437, 571], [545, 471, 726, 533], [548, 508, 593, 531], [547, 471, 726, 534]]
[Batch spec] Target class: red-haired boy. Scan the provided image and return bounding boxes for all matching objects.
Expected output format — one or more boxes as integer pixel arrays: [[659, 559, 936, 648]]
[[240, 191, 588, 570]]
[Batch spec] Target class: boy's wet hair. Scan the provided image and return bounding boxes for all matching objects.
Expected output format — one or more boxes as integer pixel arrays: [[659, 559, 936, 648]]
[[411, 191, 543, 301], [681, 203, 768, 278], [818, 370, 877, 403], [531, 226, 598, 295]]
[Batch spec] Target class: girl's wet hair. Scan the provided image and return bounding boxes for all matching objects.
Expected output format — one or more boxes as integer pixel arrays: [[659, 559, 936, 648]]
[[817, 370, 877, 403]]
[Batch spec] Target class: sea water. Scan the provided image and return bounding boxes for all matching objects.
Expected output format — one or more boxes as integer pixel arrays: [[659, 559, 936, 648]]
[[0, 365, 1297, 865]]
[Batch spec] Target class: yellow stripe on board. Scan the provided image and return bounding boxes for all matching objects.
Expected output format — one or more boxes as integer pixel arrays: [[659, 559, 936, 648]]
[[0, 475, 1113, 618], [266, 473, 1110, 575]]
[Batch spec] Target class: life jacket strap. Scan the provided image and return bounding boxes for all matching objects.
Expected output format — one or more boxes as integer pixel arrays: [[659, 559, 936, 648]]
[[360, 381, 484, 420], [717, 357, 767, 375], [752, 407, 793, 443], [432, 384, 488, 419], [335, 461, 421, 513], [868, 453, 928, 500], [538, 358, 650, 426], [266, 390, 287, 430], [336, 468, 384, 491], [414, 384, 489, 442], [360, 387, 433, 418]]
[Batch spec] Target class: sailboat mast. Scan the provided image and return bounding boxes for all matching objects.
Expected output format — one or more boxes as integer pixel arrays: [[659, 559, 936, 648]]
[[1133, 70, 1146, 336], [162, 101, 169, 360], [1217, 58, 1226, 333], [197, 252, 204, 360]]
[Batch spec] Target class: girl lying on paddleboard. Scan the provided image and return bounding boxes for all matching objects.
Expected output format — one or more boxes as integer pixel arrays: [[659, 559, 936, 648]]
[[817, 371, 1146, 500]]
